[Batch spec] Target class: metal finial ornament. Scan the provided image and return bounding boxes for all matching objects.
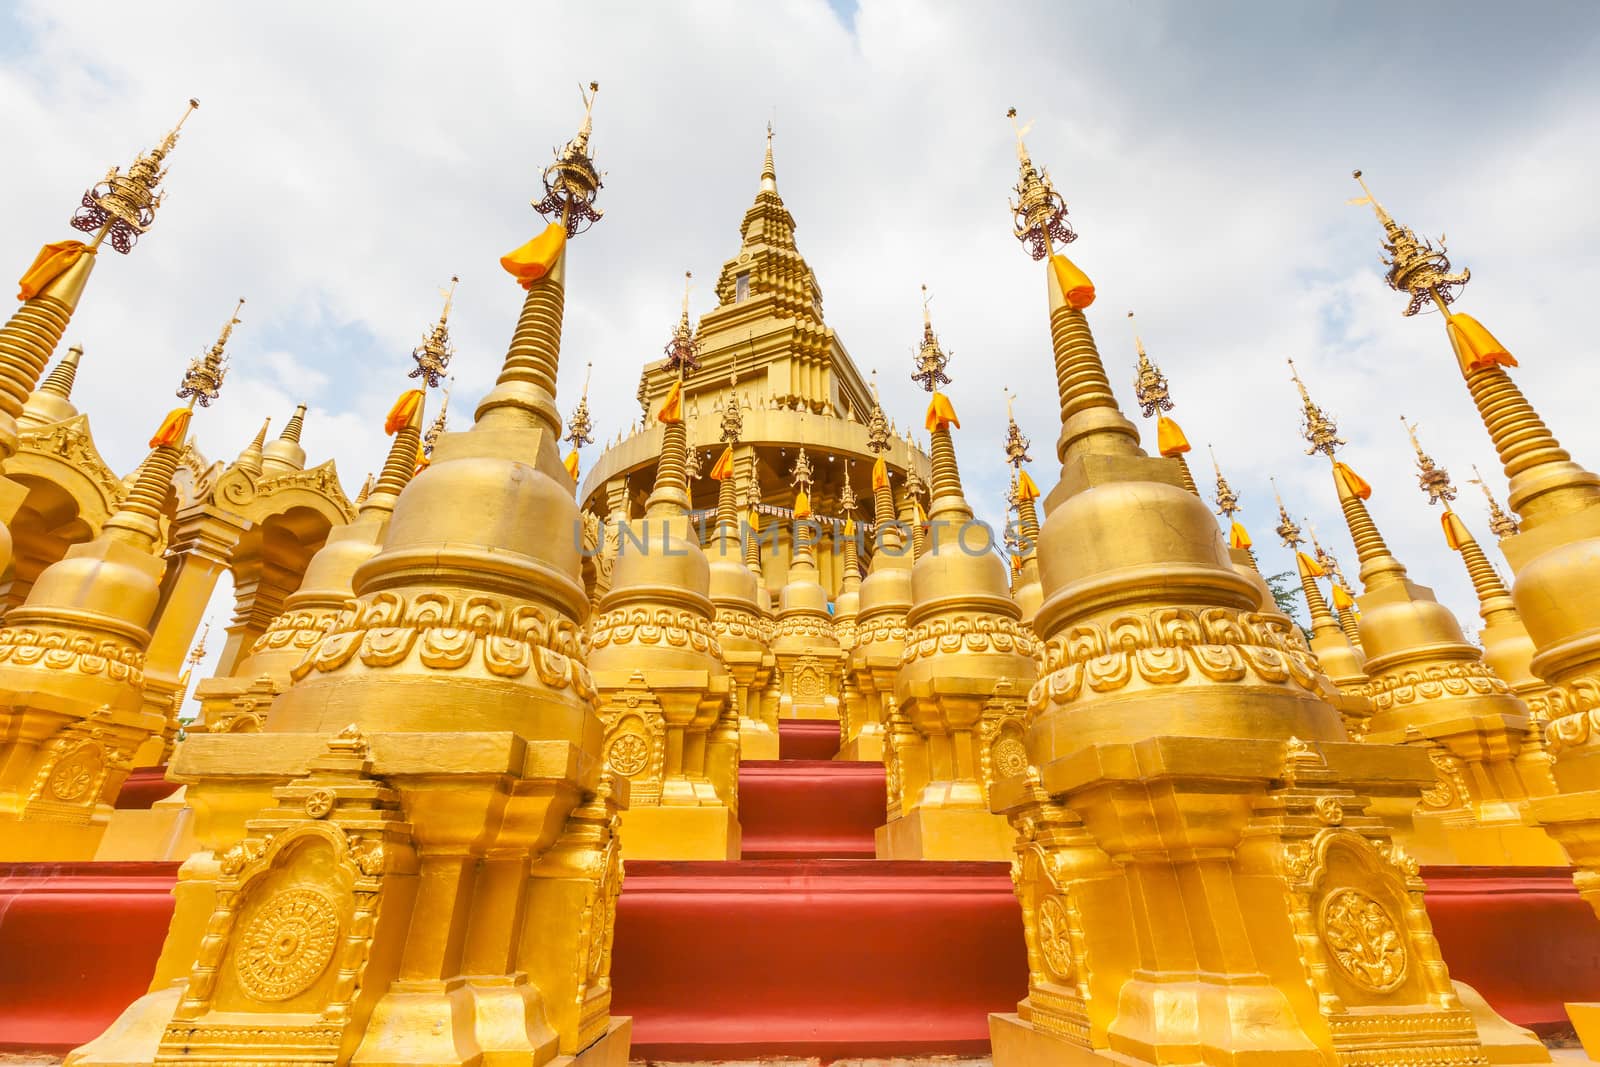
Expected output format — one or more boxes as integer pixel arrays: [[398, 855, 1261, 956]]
[[1289, 359, 1345, 458], [721, 380, 744, 445], [904, 463, 927, 503], [1007, 107, 1076, 260], [685, 444, 704, 482], [409, 275, 457, 387], [535, 81, 604, 236], [177, 297, 243, 407], [1003, 388, 1033, 468], [565, 363, 594, 449], [186, 620, 211, 669], [70, 98, 199, 254], [1469, 464, 1520, 537], [910, 285, 951, 393], [663, 271, 701, 375], [790, 447, 814, 495], [424, 379, 452, 458], [742, 461, 762, 509], [839, 467, 858, 515], [1271, 478, 1303, 548], [1129, 311, 1174, 417], [1403, 417, 1456, 506], [1349, 169, 1469, 317], [1210, 445, 1240, 518], [865, 370, 891, 455], [1305, 521, 1350, 590]]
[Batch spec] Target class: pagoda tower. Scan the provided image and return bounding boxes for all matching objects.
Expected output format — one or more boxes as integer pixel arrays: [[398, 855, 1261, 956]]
[[587, 275, 738, 859], [577, 126, 927, 605], [69, 85, 629, 1067], [0, 304, 233, 861], [1291, 363, 1563, 865], [840, 378, 910, 761], [989, 112, 1538, 1066], [769, 446, 844, 718], [0, 101, 198, 578], [876, 293, 1038, 861], [1003, 392, 1044, 627]]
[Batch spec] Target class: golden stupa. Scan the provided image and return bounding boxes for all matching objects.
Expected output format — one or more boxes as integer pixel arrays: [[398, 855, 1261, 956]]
[[4, 76, 1600, 1067]]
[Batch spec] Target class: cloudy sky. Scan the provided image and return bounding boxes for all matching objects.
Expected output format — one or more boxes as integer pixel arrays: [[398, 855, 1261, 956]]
[[3, 1, 1599, 690]]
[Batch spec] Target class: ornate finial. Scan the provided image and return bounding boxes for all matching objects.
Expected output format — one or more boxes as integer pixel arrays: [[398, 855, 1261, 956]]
[[565, 363, 594, 450], [1003, 388, 1033, 468], [685, 444, 704, 482], [186, 620, 210, 670], [761, 121, 778, 192], [424, 379, 453, 459], [1305, 520, 1347, 588], [865, 376, 891, 455], [177, 297, 242, 407], [1129, 311, 1174, 417], [904, 463, 927, 503], [839, 468, 858, 515], [534, 81, 604, 236], [1403, 417, 1456, 506], [410, 275, 457, 387], [1271, 477, 1303, 547], [1007, 107, 1076, 260], [721, 373, 744, 445], [911, 285, 952, 393], [1468, 464, 1520, 538], [70, 98, 199, 254], [1210, 445, 1240, 518], [1289, 359, 1345, 458], [790, 447, 814, 495], [663, 271, 701, 375], [355, 471, 374, 504], [1349, 169, 1469, 316]]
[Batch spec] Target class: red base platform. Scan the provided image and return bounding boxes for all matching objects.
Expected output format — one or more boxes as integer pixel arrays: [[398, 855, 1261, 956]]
[[738, 760, 884, 859], [778, 718, 841, 760]]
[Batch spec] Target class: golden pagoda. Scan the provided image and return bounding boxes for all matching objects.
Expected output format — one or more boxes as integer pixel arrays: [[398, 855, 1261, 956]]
[[876, 291, 1037, 861], [989, 110, 1539, 1067], [587, 273, 738, 860], [1003, 390, 1043, 628], [840, 374, 910, 762], [1291, 361, 1563, 865], [69, 83, 629, 1067], [0, 306, 231, 860], [769, 444, 845, 718]]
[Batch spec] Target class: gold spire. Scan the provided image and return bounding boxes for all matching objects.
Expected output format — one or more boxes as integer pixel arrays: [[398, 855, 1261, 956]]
[[177, 297, 242, 407], [37, 344, 83, 403], [1271, 478, 1302, 548], [424, 378, 452, 459], [1407, 424, 1519, 628], [565, 363, 593, 450], [1007, 106, 1075, 260], [664, 271, 700, 374], [354, 471, 374, 505], [19, 343, 85, 428], [910, 294, 968, 521], [743, 463, 764, 574], [911, 285, 952, 393], [534, 81, 604, 235], [1348, 169, 1470, 317], [1129, 312, 1171, 417], [1289, 358, 1343, 458], [1469, 463, 1520, 538], [1403, 416, 1456, 506], [279, 403, 307, 445], [410, 275, 457, 387], [234, 417, 271, 477], [1211, 445, 1240, 518], [185, 620, 210, 671], [761, 121, 778, 193], [1002, 388, 1033, 468], [70, 98, 200, 253], [366, 389, 426, 515]]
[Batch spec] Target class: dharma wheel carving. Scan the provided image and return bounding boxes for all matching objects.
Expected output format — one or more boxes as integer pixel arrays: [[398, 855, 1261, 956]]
[[1035, 896, 1074, 983], [234, 888, 342, 1002]]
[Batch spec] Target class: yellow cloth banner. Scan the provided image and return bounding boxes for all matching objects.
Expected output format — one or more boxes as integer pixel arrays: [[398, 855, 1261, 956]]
[[925, 391, 960, 431], [1015, 469, 1040, 501], [1445, 312, 1517, 375], [871, 456, 889, 491], [710, 445, 735, 481], [17, 240, 91, 302], [794, 489, 812, 518], [843, 518, 856, 536], [1049, 253, 1096, 309], [414, 444, 430, 476], [385, 389, 424, 434], [915, 501, 928, 525], [1333, 461, 1372, 501], [1442, 510, 1471, 551], [563, 450, 580, 480], [1296, 550, 1326, 578], [748, 508, 760, 533], [1332, 584, 1356, 612], [657, 379, 683, 424], [1156, 415, 1190, 457], [149, 407, 192, 448], [1229, 521, 1252, 550], [499, 223, 566, 289]]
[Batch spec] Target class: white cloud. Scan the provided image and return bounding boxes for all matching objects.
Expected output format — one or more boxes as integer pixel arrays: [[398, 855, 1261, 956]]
[[3, 0, 1599, 651]]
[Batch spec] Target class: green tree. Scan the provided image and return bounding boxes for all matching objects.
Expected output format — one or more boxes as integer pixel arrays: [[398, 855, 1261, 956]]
[[1265, 570, 1311, 641]]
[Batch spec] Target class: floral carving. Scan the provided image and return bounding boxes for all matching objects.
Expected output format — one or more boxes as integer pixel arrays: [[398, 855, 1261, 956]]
[[1318, 888, 1407, 994], [606, 733, 650, 777], [901, 614, 1039, 665], [591, 605, 724, 660], [1361, 660, 1507, 711], [0, 625, 145, 683]]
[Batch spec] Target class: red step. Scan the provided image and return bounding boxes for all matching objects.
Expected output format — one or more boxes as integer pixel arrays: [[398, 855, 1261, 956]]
[[612, 858, 1025, 1061], [738, 761, 885, 859], [778, 718, 841, 760]]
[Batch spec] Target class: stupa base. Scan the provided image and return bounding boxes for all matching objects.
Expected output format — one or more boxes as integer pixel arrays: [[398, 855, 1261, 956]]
[[0, 818, 107, 862], [875, 806, 1011, 861], [836, 731, 884, 762], [1382, 799, 1574, 866], [620, 804, 741, 860], [93, 792, 195, 862], [739, 718, 780, 761], [989, 1012, 1105, 1066]]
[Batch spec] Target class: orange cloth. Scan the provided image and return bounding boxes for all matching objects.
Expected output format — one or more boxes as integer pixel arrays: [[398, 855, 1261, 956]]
[[925, 391, 960, 431], [148, 407, 192, 448], [499, 223, 566, 289], [385, 389, 425, 434], [843, 518, 856, 536], [563, 450, 580, 480], [748, 508, 760, 533], [1333, 461, 1372, 501], [871, 456, 889, 491], [1445, 312, 1517, 375], [17, 240, 90, 302], [414, 444, 430, 476], [1015, 469, 1041, 501], [915, 501, 928, 525], [1156, 415, 1190, 457], [1442, 510, 1472, 551], [794, 490, 811, 518], [1228, 521, 1252, 550], [657, 379, 683, 424], [1049, 254, 1096, 309], [710, 445, 735, 481], [1296, 550, 1326, 578], [1331, 584, 1356, 612]]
